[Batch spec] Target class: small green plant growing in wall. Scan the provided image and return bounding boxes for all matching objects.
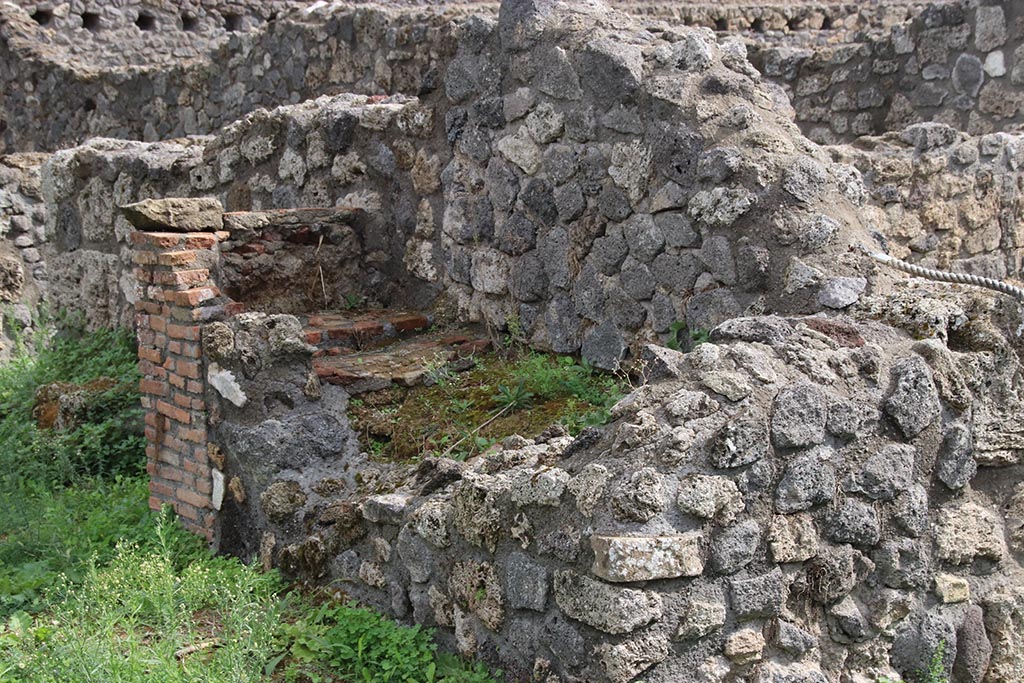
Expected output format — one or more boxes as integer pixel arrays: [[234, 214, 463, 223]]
[[878, 642, 948, 683], [665, 322, 710, 351]]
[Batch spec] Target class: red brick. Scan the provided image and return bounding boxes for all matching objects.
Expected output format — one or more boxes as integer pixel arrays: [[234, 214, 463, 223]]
[[195, 478, 212, 495], [178, 342, 201, 359], [163, 357, 177, 373], [156, 447, 180, 466], [183, 459, 210, 477], [135, 300, 165, 315], [154, 268, 210, 288], [305, 330, 325, 344], [168, 373, 186, 390], [224, 302, 246, 317], [180, 427, 207, 444], [133, 267, 153, 284], [167, 324, 200, 341], [146, 443, 159, 459], [177, 360, 201, 379], [173, 287, 219, 307], [191, 398, 206, 411], [173, 392, 193, 409], [175, 501, 201, 521], [187, 380, 204, 394], [157, 250, 198, 267], [388, 313, 429, 332], [156, 400, 191, 424], [139, 346, 162, 364], [150, 315, 167, 333], [147, 496, 165, 512], [176, 487, 210, 510], [156, 464, 185, 483], [140, 379, 167, 396], [184, 234, 219, 249], [130, 232, 184, 248], [146, 460, 157, 476], [167, 340, 183, 355]]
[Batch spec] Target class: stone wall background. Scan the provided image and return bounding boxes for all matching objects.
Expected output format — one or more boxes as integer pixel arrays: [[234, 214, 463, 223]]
[[752, 0, 1024, 144]]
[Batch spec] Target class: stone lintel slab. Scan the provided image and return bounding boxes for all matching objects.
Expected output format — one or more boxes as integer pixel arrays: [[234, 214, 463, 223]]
[[591, 532, 704, 582]]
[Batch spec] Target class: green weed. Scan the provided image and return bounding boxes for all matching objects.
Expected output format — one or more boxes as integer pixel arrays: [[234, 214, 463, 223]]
[[879, 641, 948, 683]]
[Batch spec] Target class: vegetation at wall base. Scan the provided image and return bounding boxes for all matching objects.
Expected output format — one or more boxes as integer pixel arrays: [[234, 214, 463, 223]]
[[0, 321, 503, 682]]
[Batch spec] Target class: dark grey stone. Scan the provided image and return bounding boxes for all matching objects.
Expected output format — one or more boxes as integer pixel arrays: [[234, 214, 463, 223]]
[[532, 45, 583, 100], [607, 286, 647, 331], [443, 195, 495, 244], [952, 53, 984, 97], [589, 232, 629, 275], [711, 316, 794, 346], [730, 568, 785, 619], [554, 182, 586, 222], [538, 226, 570, 288], [699, 235, 737, 286], [953, 605, 991, 683], [486, 157, 520, 213], [580, 37, 643, 103], [696, 147, 742, 183], [520, 178, 558, 226], [710, 519, 761, 574], [893, 484, 930, 538], [612, 467, 668, 523], [825, 499, 880, 546], [623, 214, 665, 263], [505, 551, 550, 611], [771, 383, 828, 448], [782, 156, 828, 204], [598, 184, 633, 221], [655, 212, 700, 249], [620, 259, 656, 300], [829, 597, 870, 642], [582, 321, 627, 371], [544, 295, 583, 353], [846, 444, 916, 501], [773, 620, 817, 656], [396, 525, 435, 583], [496, 212, 538, 255], [884, 355, 941, 439], [685, 288, 741, 332], [649, 293, 677, 333], [708, 417, 770, 469], [651, 252, 701, 291], [544, 144, 578, 184], [510, 253, 548, 302], [735, 241, 771, 292], [936, 422, 976, 490], [775, 449, 837, 513], [571, 265, 606, 320], [892, 612, 956, 681]]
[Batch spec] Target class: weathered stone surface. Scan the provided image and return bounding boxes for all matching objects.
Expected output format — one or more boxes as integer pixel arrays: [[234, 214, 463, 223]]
[[590, 533, 704, 582], [953, 604, 991, 683], [936, 422, 976, 490], [581, 321, 627, 371], [676, 597, 726, 640], [361, 493, 411, 525], [676, 474, 744, 524], [121, 197, 223, 231], [892, 612, 955, 681], [552, 570, 662, 634], [825, 499, 880, 546], [935, 573, 969, 603], [935, 501, 1005, 564], [884, 355, 941, 439], [730, 568, 786, 620], [260, 480, 307, 522], [612, 467, 669, 522], [505, 552, 549, 611], [775, 448, 836, 513], [768, 513, 819, 563], [724, 628, 765, 665], [708, 417, 770, 468], [509, 466, 569, 506], [772, 620, 817, 656], [771, 383, 827, 448], [710, 519, 761, 574], [846, 444, 916, 501], [597, 631, 671, 683], [818, 276, 867, 309]]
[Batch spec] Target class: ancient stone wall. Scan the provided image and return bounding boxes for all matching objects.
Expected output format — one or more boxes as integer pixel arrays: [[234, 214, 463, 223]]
[[753, 0, 1024, 143], [0, 154, 49, 355], [831, 122, 1024, 280], [197, 284, 1024, 683]]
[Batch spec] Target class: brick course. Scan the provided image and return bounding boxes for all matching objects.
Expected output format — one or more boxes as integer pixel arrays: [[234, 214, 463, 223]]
[[132, 226, 232, 541]]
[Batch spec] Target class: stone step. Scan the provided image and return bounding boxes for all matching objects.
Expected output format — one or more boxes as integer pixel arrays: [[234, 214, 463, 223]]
[[312, 331, 491, 394], [302, 309, 433, 355]]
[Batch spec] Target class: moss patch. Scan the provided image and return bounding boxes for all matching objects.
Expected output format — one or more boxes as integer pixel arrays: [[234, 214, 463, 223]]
[[348, 351, 625, 462]]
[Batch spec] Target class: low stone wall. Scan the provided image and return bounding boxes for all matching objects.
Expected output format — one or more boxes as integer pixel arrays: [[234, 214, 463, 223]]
[[184, 286, 1024, 683], [753, 0, 1024, 143]]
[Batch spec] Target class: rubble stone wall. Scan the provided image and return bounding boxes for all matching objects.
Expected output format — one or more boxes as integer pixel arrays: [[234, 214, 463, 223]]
[[198, 292, 1024, 683], [753, 0, 1024, 144]]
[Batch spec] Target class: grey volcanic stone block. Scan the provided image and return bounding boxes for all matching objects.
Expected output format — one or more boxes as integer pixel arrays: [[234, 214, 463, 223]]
[[771, 383, 827, 448], [730, 568, 786, 619], [775, 448, 836, 513], [552, 570, 662, 634], [710, 519, 761, 574], [885, 355, 941, 439]]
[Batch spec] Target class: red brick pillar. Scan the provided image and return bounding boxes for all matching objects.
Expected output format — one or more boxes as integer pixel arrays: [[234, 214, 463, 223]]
[[130, 229, 228, 540]]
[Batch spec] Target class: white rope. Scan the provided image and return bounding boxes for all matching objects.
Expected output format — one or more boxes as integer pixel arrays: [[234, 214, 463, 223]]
[[867, 251, 1024, 302]]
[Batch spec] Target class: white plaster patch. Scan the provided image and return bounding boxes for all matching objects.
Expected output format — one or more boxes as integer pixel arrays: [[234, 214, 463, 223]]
[[208, 362, 247, 407], [211, 469, 226, 511]]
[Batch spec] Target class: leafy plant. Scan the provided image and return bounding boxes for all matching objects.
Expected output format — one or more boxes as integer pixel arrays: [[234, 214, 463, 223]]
[[492, 381, 534, 410], [878, 641, 948, 683], [665, 322, 709, 351]]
